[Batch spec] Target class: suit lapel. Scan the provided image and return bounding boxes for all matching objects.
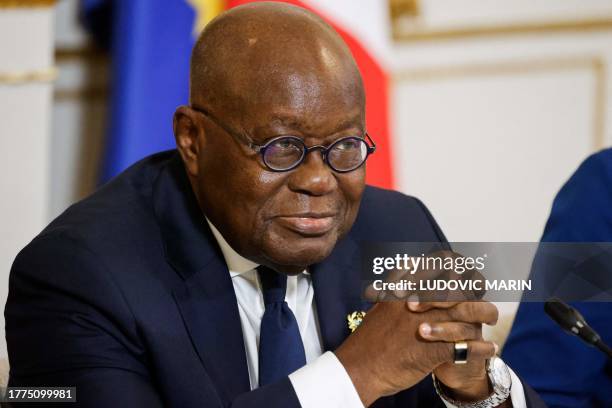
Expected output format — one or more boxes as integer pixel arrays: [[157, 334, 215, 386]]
[[311, 234, 371, 351], [153, 154, 250, 403], [172, 259, 251, 402]]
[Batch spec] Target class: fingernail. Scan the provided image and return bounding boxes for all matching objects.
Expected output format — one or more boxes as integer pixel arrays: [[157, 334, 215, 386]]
[[420, 323, 431, 337], [407, 294, 419, 310], [494, 343, 499, 355]]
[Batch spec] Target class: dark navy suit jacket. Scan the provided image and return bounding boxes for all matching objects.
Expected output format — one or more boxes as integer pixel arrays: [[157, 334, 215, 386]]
[[503, 149, 612, 408], [6, 151, 545, 407]]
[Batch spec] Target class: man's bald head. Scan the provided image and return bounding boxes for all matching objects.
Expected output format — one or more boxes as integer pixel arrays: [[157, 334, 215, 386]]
[[189, 1, 364, 118]]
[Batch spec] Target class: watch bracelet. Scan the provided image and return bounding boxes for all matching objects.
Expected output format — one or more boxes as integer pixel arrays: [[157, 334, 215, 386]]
[[431, 372, 511, 408]]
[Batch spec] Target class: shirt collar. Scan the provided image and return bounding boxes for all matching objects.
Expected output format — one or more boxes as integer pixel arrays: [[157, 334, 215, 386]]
[[205, 218, 259, 277]]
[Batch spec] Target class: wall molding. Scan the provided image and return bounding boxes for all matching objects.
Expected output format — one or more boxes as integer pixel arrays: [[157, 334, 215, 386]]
[[393, 56, 608, 149], [392, 17, 612, 42], [54, 87, 107, 102], [0, 0, 56, 7], [55, 47, 108, 63], [54, 47, 109, 101], [0, 66, 57, 84]]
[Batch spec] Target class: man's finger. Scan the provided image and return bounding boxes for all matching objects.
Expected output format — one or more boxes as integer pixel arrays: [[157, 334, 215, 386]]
[[407, 300, 461, 312], [434, 340, 498, 366], [446, 301, 499, 325], [456, 340, 498, 363], [419, 322, 482, 342], [364, 267, 414, 302]]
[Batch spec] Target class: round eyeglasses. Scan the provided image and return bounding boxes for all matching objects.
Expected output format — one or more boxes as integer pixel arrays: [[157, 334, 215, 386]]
[[193, 107, 376, 173], [250, 134, 376, 172]]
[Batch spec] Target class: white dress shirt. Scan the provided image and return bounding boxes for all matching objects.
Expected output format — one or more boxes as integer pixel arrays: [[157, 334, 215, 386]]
[[206, 219, 527, 408]]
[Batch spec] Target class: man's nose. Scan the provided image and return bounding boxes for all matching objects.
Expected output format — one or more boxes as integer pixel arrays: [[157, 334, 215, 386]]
[[287, 150, 337, 196]]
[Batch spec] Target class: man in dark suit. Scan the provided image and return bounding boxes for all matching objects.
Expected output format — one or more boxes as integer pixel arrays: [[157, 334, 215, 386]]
[[6, 3, 545, 407], [503, 148, 612, 407]]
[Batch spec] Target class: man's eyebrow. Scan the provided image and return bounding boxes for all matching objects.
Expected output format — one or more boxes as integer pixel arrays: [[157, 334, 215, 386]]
[[266, 116, 303, 130]]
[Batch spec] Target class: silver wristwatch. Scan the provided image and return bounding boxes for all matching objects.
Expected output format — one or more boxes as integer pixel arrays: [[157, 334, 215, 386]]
[[432, 356, 512, 408]]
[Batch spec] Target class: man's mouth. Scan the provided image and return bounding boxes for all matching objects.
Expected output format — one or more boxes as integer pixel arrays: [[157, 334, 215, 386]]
[[275, 213, 337, 236]]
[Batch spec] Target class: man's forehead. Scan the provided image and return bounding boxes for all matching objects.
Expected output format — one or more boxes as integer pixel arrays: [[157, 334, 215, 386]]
[[239, 73, 362, 108], [189, 3, 364, 113], [249, 109, 364, 132]]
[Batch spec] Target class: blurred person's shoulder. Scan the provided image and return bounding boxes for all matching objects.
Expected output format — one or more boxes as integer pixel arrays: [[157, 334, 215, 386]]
[[554, 147, 612, 208], [43, 150, 176, 238], [544, 147, 612, 241], [13, 150, 178, 272], [580, 148, 612, 175], [576, 147, 612, 177]]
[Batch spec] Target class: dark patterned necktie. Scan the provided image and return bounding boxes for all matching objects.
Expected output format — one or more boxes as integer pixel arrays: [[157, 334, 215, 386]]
[[257, 265, 307, 387]]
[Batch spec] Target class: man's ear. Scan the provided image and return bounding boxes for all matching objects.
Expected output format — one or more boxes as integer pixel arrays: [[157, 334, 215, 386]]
[[173, 105, 204, 177]]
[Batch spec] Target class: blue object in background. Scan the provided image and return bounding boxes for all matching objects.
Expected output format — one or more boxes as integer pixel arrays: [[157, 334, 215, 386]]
[[81, 0, 197, 182], [503, 148, 612, 408]]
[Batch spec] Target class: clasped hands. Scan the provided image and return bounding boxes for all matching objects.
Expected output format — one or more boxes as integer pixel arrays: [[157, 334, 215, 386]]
[[335, 251, 506, 407]]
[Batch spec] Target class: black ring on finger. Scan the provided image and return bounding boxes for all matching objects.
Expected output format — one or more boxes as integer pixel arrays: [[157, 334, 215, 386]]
[[453, 341, 468, 364]]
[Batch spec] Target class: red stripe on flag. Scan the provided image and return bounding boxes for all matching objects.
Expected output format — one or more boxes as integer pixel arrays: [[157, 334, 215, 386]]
[[225, 0, 393, 189]]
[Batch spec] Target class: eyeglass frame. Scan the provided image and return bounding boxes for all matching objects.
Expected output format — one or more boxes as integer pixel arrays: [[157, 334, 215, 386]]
[[191, 106, 376, 173]]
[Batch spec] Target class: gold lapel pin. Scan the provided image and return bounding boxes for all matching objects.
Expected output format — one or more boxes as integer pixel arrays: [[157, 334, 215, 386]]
[[347, 311, 367, 332]]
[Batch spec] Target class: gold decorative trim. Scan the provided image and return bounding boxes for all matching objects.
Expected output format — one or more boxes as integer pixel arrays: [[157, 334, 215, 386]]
[[0, 66, 57, 84], [55, 47, 108, 63], [54, 87, 108, 102], [593, 59, 607, 150], [53, 48, 110, 101], [392, 17, 612, 42], [393, 57, 601, 81], [393, 56, 608, 149], [390, 0, 420, 20], [0, 0, 56, 7]]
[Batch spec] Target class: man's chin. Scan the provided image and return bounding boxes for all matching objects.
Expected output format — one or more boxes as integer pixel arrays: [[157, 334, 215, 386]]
[[263, 232, 338, 271]]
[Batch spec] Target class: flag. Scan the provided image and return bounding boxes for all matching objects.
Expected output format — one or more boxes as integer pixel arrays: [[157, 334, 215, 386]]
[[83, 0, 392, 188], [82, 0, 223, 182]]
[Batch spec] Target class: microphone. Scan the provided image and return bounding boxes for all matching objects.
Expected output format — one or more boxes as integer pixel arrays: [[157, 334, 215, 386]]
[[544, 298, 612, 358]]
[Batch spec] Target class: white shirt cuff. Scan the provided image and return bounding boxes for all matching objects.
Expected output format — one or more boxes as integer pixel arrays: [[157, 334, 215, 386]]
[[289, 353, 527, 408], [289, 351, 364, 408], [440, 367, 527, 408]]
